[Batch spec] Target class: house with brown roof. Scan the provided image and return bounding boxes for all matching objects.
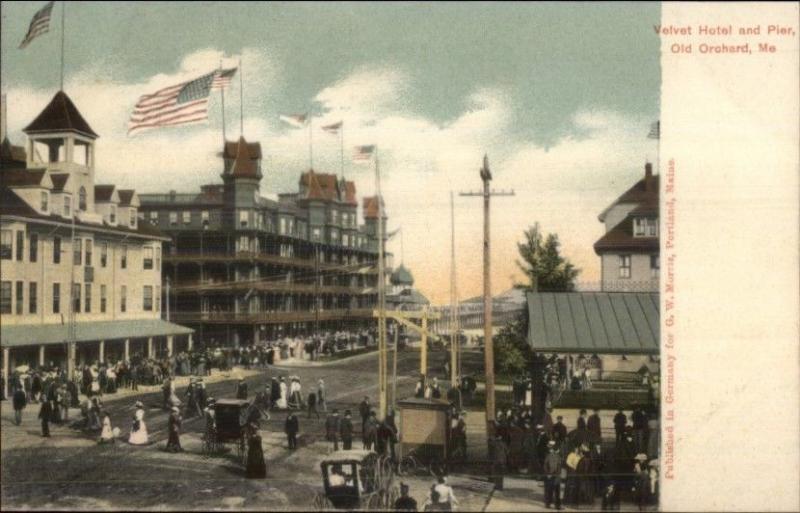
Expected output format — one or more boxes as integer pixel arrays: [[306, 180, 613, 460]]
[[594, 162, 660, 291]]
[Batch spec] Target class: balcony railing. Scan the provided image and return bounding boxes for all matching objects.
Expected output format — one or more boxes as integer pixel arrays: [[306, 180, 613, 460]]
[[164, 251, 379, 273], [170, 308, 375, 324], [173, 279, 374, 296]]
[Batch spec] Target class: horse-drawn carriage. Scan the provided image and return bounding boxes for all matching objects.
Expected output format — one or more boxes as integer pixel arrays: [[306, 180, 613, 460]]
[[203, 398, 250, 462], [312, 450, 398, 510]]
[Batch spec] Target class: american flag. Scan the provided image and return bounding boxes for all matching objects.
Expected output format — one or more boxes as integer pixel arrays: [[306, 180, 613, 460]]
[[321, 121, 343, 135], [647, 120, 660, 139], [19, 1, 54, 49], [211, 67, 237, 91], [352, 145, 375, 162], [279, 113, 308, 128], [128, 71, 217, 135]]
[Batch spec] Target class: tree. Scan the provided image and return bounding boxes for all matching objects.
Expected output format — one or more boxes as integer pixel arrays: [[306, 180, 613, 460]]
[[516, 223, 580, 292], [494, 224, 581, 377]]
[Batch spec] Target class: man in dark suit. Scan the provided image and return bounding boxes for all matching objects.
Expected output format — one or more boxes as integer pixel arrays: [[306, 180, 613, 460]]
[[358, 397, 371, 441], [552, 415, 568, 445], [166, 406, 183, 452], [12, 386, 27, 425], [325, 409, 341, 451], [38, 398, 52, 437], [340, 410, 354, 450], [236, 378, 248, 400], [285, 412, 299, 450], [577, 409, 587, 431], [587, 409, 602, 440], [613, 409, 627, 445]]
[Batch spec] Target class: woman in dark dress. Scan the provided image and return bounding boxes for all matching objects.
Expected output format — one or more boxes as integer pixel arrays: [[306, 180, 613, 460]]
[[245, 424, 267, 478]]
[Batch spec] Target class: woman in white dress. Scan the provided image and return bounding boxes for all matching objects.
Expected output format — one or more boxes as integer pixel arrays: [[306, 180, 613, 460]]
[[128, 401, 149, 445], [276, 378, 288, 409], [99, 412, 117, 444]]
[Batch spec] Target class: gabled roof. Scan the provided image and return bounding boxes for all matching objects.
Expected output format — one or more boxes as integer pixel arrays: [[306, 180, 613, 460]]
[[225, 137, 262, 179], [593, 215, 659, 255], [2, 169, 47, 188], [50, 173, 70, 192], [344, 180, 357, 206], [118, 189, 137, 206], [94, 185, 114, 202], [300, 170, 339, 201], [527, 292, 659, 355], [598, 166, 658, 222], [363, 196, 385, 219], [1, 186, 166, 240], [23, 91, 98, 139], [1, 137, 27, 168]]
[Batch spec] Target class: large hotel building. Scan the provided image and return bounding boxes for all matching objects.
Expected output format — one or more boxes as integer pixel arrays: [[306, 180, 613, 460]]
[[138, 137, 389, 347], [1, 92, 193, 395]]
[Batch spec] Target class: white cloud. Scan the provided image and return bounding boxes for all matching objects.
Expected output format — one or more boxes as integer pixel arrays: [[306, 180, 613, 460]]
[[4, 53, 657, 304]]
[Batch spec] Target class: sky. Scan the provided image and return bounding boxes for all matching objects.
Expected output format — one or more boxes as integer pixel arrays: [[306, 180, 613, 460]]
[[1, 1, 661, 305]]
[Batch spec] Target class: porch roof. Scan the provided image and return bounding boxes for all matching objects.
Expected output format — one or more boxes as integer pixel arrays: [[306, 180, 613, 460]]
[[1, 319, 193, 348]]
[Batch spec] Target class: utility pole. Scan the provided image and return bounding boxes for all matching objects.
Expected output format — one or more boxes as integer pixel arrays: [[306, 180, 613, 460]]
[[460, 154, 514, 438], [376, 155, 388, 419], [165, 276, 171, 322], [450, 191, 459, 389]]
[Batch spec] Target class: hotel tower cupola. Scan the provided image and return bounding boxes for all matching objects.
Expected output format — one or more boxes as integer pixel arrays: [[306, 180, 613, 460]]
[[23, 91, 98, 212]]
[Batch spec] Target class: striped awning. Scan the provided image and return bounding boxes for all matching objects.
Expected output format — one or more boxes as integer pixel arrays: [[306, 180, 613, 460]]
[[1, 319, 193, 348], [526, 292, 659, 355]]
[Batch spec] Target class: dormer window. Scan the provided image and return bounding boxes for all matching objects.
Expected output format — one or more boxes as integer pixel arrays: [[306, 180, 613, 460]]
[[634, 217, 658, 238], [129, 208, 137, 228], [79, 187, 87, 211], [109, 205, 116, 224], [40, 191, 49, 212]]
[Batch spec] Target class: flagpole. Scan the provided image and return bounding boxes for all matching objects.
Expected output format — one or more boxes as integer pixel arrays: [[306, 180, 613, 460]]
[[340, 123, 344, 179], [239, 57, 243, 137], [309, 113, 313, 170], [220, 60, 226, 145], [60, 1, 65, 90]]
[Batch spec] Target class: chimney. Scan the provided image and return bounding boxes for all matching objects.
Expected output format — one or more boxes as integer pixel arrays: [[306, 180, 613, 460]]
[[644, 162, 654, 192]]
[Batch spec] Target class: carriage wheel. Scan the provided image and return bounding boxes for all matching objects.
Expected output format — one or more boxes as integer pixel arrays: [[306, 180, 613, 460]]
[[398, 455, 416, 477], [312, 492, 333, 511]]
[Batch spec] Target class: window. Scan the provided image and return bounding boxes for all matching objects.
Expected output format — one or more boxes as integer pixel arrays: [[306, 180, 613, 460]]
[[16, 231, 24, 261], [64, 195, 71, 217], [648, 218, 658, 237], [280, 218, 287, 235], [143, 247, 153, 270], [634, 218, 645, 237], [84, 283, 92, 313], [312, 227, 321, 242], [169, 212, 178, 226], [52, 283, 60, 314], [239, 210, 248, 228], [0, 282, 11, 314], [85, 239, 93, 266], [110, 205, 117, 224], [72, 283, 81, 313], [120, 285, 127, 313], [149, 211, 157, 224], [651, 255, 660, 278], [74, 239, 82, 265], [41, 191, 49, 212], [29, 233, 38, 262], [121, 245, 127, 269], [100, 284, 107, 313], [619, 255, 632, 279], [143, 285, 153, 311], [53, 236, 61, 264], [29, 282, 37, 314], [156, 286, 161, 312], [0, 230, 11, 259], [79, 186, 87, 211], [15, 281, 23, 314], [129, 208, 136, 227], [100, 242, 108, 267], [182, 211, 191, 224], [201, 210, 209, 227]]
